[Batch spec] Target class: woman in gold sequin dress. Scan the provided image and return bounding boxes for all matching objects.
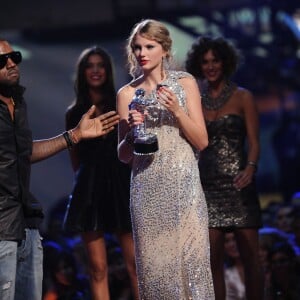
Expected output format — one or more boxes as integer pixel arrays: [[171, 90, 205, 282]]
[[117, 19, 214, 299], [185, 36, 263, 300]]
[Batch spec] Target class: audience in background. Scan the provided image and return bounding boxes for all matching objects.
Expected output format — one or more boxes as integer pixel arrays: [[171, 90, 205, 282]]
[[43, 242, 90, 300], [265, 241, 300, 299], [258, 226, 292, 298], [224, 231, 246, 300], [273, 203, 295, 234], [291, 208, 300, 257]]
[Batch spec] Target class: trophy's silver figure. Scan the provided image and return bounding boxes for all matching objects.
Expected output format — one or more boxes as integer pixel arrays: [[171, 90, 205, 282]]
[[129, 88, 159, 155]]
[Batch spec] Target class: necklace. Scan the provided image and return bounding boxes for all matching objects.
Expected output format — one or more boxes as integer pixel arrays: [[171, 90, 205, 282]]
[[202, 81, 236, 110]]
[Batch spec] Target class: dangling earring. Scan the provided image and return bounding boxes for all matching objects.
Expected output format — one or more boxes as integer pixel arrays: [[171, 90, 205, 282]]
[[160, 57, 165, 81], [164, 56, 170, 70], [134, 57, 143, 78], [161, 56, 169, 80]]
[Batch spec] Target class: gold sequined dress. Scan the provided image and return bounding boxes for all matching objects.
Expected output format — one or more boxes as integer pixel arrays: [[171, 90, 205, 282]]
[[130, 71, 214, 299], [199, 114, 262, 228]]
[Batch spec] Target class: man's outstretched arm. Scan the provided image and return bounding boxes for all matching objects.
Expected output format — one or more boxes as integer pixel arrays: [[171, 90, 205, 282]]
[[31, 106, 119, 163]]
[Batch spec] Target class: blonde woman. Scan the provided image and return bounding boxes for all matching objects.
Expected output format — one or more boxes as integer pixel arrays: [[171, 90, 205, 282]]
[[117, 19, 214, 299]]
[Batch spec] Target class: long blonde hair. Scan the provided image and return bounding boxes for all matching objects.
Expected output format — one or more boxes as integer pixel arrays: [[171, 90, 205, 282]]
[[126, 19, 173, 78]]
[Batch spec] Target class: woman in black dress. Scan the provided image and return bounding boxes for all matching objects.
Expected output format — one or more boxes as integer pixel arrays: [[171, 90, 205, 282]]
[[63, 46, 138, 300], [186, 36, 263, 299]]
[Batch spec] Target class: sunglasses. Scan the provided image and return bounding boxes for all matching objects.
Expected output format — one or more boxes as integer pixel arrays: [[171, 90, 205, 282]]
[[0, 51, 22, 69]]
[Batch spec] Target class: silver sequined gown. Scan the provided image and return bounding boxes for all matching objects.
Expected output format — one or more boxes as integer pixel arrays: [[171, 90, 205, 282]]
[[130, 71, 214, 299]]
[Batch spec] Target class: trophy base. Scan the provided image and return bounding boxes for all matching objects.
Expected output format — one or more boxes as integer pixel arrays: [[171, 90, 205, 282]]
[[133, 137, 158, 155]]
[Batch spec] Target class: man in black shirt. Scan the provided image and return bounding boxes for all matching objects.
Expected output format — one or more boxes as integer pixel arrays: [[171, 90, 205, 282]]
[[0, 38, 119, 300]]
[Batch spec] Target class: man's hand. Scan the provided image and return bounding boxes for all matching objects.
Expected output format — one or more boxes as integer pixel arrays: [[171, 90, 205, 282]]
[[73, 105, 120, 141]]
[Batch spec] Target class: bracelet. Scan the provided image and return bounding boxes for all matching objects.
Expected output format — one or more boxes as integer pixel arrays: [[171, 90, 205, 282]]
[[124, 131, 134, 146], [247, 161, 257, 171], [63, 131, 74, 149], [69, 129, 79, 144]]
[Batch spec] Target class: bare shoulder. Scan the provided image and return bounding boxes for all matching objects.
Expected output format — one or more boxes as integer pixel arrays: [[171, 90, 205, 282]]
[[178, 74, 198, 91], [234, 86, 257, 115], [117, 84, 133, 98], [117, 78, 142, 98], [178, 72, 196, 83], [235, 86, 254, 103]]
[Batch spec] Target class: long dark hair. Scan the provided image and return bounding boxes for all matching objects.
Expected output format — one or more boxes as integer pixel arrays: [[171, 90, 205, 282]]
[[71, 46, 116, 112]]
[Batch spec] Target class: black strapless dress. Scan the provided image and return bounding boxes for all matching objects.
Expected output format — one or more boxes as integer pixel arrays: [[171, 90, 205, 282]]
[[199, 114, 262, 228], [63, 106, 132, 234]]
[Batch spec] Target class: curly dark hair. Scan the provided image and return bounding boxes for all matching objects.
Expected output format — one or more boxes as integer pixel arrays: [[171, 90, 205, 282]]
[[185, 36, 241, 80]]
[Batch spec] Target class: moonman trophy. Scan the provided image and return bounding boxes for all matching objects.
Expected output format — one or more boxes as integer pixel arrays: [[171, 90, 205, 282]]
[[129, 88, 159, 155]]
